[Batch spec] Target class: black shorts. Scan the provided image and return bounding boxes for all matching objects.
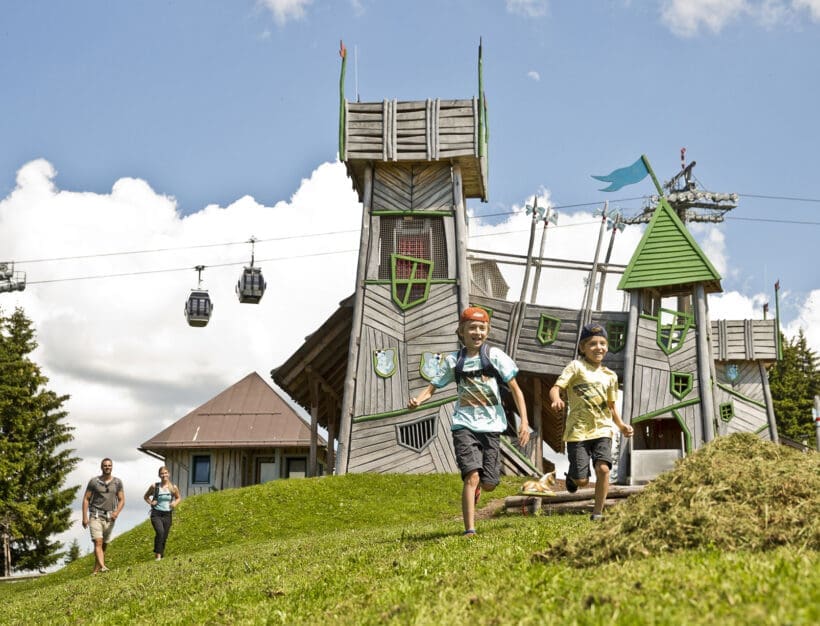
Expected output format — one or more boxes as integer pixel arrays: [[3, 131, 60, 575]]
[[452, 428, 501, 486], [566, 437, 613, 480]]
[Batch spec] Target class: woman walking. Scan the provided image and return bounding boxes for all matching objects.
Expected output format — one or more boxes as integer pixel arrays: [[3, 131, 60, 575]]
[[143, 466, 181, 560]]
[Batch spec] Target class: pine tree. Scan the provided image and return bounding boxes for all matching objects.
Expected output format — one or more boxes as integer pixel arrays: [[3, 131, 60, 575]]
[[63, 538, 82, 565], [0, 307, 79, 575], [768, 329, 820, 444]]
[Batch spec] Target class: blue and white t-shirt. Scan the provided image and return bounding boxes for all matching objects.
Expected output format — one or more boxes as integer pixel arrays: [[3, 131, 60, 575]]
[[431, 346, 518, 433]]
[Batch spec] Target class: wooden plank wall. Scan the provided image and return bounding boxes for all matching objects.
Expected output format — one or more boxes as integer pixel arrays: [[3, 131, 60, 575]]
[[632, 317, 701, 443], [714, 360, 766, 404], [711, 319, 778, 361], [163, 448, 245, 499], [348, 404, 458, 474], [346, 99, 477, 162]]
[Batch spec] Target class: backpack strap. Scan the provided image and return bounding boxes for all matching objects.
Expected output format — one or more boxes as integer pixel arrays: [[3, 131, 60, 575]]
[[454, 344, 504, 388]]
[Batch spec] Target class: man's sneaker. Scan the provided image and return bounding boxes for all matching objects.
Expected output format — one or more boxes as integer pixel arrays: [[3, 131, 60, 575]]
[[590, 514, 604, 522], [474, 486, 481, 507], [565, 474, 577, 493]]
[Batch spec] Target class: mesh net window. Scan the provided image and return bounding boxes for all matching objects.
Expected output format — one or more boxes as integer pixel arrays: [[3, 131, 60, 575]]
[[379, 216, 448, 280]]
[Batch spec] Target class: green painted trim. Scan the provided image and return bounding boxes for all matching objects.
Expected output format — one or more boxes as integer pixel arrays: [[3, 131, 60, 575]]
[[755, 423, 770, 435], [671, 409, 694, 453], [633, 407, 693, 454], [536, 313, 561, 346], [352, 395, 458, 423], [655, 308, 693, 356], [641, 154, 664, 196], [606, 321, 627, 353], [339, 50, 346, 158], [718, 402, 735, 423], [633, 398, 700, 423], [372, 210, 454, 217], [775, 285, 782, 360], [478, 41, 485, 158], [670, 371, 693, 400], [500, 436, 540, 475], [617, 195, 722, 291], [715, 383, 767, 409], [365, 279, 457, 285], [390, 254, 434, 311]]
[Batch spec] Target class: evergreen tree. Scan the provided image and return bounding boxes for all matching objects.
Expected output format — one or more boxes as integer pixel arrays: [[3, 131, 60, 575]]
[[0, 307, 79, 575], [63, 538, 82, 565], [768, 329, 820, 443]]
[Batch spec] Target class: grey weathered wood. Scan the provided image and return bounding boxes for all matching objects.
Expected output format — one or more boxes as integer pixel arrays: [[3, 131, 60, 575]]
[[452, 164, 470, 313], [336, 165, 374, 474]]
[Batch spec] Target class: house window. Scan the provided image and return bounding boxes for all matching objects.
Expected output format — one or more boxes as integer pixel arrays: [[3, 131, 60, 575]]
[[397, 416, 437, 452], [286, 457, 307, 478], [719, 402, 735, 423], [192, 455, 211, 484], [669, 372, 693, 400]]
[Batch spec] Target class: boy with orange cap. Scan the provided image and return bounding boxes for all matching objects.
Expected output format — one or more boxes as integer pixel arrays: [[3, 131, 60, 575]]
[[409, 306, 530, 536]]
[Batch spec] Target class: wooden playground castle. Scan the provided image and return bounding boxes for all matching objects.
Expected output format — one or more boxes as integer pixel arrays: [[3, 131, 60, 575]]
[[272, 46, 780, 484]]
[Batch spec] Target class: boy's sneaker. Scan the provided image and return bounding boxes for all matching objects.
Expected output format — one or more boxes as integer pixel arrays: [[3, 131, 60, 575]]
[[565, 474, 577, 493], [590, 514, 604, 522], [474, 486, 481, 506]]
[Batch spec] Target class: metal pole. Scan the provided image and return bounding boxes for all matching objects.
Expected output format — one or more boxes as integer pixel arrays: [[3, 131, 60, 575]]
[[581, 202, 608, 326], [529, 215, 549, 303], [518, 196, 539, 303]]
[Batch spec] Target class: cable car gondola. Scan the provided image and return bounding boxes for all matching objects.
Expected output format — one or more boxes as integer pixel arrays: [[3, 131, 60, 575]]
[[236, 237, 266, 304], [185, 265, 212, 327]]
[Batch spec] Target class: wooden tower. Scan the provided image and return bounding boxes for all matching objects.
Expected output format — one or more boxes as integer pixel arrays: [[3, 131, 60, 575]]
[[616, 196, 779, 483], [334, 46, 489, 474]]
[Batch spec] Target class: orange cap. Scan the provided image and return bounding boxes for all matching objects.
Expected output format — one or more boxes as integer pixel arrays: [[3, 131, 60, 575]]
[[460, 306, 490, 324]]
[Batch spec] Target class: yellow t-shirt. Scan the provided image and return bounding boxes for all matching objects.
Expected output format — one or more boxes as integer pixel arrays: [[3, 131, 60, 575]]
[[555, 359, 619, 442]]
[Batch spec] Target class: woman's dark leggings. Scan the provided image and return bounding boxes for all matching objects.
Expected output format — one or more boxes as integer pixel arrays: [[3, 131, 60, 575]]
[[150, 511, 172, 556]]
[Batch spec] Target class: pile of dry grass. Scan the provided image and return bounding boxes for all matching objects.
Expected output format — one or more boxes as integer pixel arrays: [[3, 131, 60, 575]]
[[539, 433, 820, 566]]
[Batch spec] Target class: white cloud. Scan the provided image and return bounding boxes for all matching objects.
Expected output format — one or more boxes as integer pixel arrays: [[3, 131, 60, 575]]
[[527, 70, 541, 82], [690, 222, 729, 278], [506, 0, 550, 18], [1, 158, 360, 562], [783, 289, 820, 352], [258, 0, 312, 25], [660, 0, 820, 37], [793, 0, 820, 20]]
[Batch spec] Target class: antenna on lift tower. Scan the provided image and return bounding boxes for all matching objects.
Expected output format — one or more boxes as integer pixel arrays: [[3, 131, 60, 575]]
[[623, 148, 739, 225]]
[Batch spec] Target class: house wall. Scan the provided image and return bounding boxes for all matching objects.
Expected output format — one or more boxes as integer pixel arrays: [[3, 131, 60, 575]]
[[156, 447, 324, 499]]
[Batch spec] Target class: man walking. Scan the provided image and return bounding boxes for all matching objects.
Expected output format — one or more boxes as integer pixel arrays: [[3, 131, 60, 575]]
[[81, 458, 125, 574]]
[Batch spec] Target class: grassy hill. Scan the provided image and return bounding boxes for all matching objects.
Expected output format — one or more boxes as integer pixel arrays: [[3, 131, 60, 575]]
[[1, 435, 819, 625]]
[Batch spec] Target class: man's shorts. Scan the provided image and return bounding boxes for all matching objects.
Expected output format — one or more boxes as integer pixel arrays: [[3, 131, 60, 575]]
[[566, 437, 613, 480], [452, 428, 501, 486], [89, 516, 115, 543]]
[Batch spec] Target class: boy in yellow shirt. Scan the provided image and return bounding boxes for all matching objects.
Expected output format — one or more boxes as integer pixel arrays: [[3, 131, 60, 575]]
[[549, 323, 633, 520]]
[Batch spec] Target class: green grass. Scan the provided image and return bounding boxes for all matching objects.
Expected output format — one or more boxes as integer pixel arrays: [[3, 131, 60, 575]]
[[1, 473, 818, 625]]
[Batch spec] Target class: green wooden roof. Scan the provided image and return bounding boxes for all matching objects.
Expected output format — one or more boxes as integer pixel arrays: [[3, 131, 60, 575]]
[[618, 197, 722, 293]]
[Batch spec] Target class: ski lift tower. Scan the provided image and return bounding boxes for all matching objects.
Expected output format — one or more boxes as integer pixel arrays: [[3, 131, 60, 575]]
[[624, 150, 739, 226]]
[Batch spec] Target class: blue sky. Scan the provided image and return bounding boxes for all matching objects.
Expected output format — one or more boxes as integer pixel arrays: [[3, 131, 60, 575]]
[[1, 0, 819, 560]]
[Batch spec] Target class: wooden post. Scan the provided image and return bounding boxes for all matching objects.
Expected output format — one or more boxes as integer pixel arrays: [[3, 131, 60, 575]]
[[695, 284, 716, 443], [336, 165, 373, 475], [532, 377, 543, 471], [595, 214, 620, 311], [617, 291, 640, 484], [452, 164, 471, 313], [308, 375, 319, 478], [760, 361, 780, 444], [529, 215, 550, 304]]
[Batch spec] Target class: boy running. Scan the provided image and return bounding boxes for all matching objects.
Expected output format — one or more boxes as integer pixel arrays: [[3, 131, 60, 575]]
[[409, 306, 530, 536]]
